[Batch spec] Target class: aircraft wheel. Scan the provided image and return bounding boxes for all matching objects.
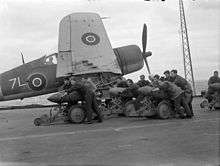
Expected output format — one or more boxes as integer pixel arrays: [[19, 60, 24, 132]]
[[68, 105, 86, 123], [98, 102, 108, 113], [157, 101, 172, 119], [34, 118, 42, 126]]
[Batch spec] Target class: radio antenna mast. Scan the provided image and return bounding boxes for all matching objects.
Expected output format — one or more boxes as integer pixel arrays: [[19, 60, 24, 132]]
[[179, 0, 196, 95]]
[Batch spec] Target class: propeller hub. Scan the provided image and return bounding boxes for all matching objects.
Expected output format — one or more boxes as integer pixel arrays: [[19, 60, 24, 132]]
[[142, 51, 152, 59]]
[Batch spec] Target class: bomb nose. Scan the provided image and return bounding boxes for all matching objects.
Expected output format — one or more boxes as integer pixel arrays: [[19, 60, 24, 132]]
[[47, 93, 64, 103]]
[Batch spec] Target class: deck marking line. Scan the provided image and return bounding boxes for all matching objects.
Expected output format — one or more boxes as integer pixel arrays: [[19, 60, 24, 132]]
[[114, 118, 220, 131], [0, 118, 219, 142], [0, 127, 115, 142], [203, 133, 220, 136]]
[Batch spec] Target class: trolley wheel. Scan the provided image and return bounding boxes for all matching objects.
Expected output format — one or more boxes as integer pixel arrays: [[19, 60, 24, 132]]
[[67, 105, 86, 123], [200, 99, 209, 108], [34, 118, 42, 126], [124, 101, 136, 117], [157, 101, 172, 119]]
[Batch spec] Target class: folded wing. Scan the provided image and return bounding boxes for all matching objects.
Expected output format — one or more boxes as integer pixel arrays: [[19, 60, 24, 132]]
[[56, 12, 122, 77]]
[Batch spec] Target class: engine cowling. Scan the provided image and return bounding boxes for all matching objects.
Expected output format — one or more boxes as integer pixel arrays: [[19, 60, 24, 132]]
[[113, 45, 144, 75]]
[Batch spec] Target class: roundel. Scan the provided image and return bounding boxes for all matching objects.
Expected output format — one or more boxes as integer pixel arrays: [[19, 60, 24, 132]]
[[81, 32, 100, 46], [28, 73, 47, 91]]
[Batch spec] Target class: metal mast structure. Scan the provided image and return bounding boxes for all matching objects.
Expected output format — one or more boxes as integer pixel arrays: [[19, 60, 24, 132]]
[[179, 0, 196, 95]]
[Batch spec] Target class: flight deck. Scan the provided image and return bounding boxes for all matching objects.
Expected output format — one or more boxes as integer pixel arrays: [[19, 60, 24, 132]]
[[0, 97, 219, 165]]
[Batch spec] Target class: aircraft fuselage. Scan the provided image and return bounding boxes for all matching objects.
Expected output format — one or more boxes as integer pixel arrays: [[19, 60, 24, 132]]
[[0, 56, 62, 101], [0, 44, 144, 102]]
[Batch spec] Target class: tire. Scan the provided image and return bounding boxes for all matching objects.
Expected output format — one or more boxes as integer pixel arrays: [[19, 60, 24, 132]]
[[67, 105, 86, 123], [200, 99, 209, 108], [214, 102, 220, 109], [34, 118, 42, 126], [157, 101, 172, 119], [124, 101, 136, 117]]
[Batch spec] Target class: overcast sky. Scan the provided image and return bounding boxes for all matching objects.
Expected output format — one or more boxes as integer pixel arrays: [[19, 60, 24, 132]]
[[0, 0, 219, 81]]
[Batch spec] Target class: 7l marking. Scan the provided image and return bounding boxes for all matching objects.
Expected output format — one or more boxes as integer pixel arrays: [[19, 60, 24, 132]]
[[9, 77, 27, 89]]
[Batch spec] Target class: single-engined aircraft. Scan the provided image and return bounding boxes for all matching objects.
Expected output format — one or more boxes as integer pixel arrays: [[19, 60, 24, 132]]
[[0, 12, 151, 102]]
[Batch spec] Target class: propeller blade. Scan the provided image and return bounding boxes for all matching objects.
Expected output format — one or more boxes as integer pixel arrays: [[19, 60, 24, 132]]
[[144, 58, 151, 74], [142, 23, 147, 54], [142, 24, 151, 74]]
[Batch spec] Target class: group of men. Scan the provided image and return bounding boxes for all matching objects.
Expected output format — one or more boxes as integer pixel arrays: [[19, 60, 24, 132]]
[[115, 70, 194, 118], [59, 69, 194, 124]]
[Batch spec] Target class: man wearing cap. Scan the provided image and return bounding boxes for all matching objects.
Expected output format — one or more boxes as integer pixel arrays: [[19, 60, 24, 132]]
[[206, 71, 220, 103], [56, 77, 83, 109], [170, 70, 189, 90], [66, 76, 103, 124], [60, 77, 72, 91], [208, 71, 220, 86], [137, 75, 152, 87], [121, 79, 140, 103], [148, 74, 158, 87], [170, 69, 194, 116], [163, 70, 173, 82]]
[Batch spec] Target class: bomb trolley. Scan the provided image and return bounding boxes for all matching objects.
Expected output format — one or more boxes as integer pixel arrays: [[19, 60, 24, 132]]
[[33, 86, 185, 126], [200, 83, 220, 110], [33, 103, 87, 126], [107, 86, 175, 119], [34, 92, 87, 126], [33, 88, 118, 126]]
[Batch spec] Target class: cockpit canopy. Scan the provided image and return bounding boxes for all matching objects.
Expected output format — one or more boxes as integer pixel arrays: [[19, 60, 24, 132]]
[[44, 53, 58, 65]]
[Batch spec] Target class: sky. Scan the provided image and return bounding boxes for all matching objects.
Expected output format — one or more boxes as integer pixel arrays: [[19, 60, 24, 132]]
[[0, 0, 219, 81]]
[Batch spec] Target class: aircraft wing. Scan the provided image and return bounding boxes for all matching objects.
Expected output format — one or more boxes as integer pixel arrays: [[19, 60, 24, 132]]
[[56, 12, 121, 77]]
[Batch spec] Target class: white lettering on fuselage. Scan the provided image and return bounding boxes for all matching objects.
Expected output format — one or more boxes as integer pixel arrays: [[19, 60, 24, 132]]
[[9, 77, 27, 89], [9, 78, 16, 89]]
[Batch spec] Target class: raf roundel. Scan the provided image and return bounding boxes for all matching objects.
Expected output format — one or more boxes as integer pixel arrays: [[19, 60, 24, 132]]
[[81, 32, 100, 46], [28, 73, 47, 91]]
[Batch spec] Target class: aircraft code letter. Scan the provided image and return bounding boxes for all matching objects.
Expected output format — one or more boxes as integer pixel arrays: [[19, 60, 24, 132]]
[[9, 77, 27, 89]]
